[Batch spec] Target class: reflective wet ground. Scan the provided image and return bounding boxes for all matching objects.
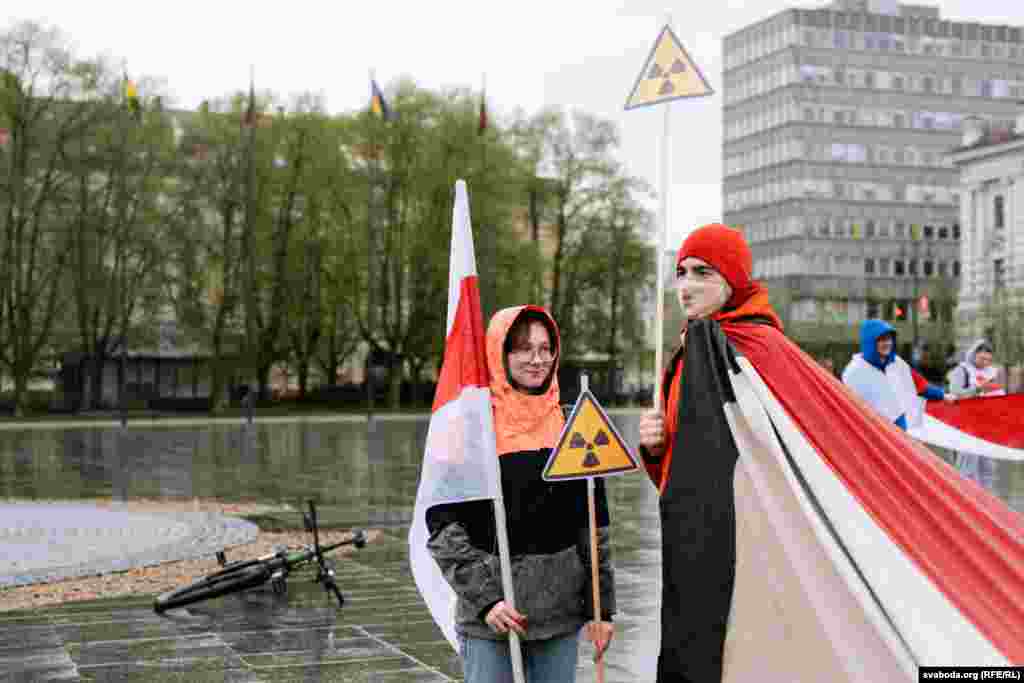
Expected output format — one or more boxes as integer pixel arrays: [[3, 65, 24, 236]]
[[0, 414, 1021, 681]]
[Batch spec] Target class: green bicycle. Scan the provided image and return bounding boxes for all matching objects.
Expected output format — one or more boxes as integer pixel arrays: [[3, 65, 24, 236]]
[[153, 500, 366, 613]]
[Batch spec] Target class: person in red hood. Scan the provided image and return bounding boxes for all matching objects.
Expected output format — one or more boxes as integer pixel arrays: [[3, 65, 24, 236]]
[[637, 224, 1024, 681], [427, 305, 615, 682]]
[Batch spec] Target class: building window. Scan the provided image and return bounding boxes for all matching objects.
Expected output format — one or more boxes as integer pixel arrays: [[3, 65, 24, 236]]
[[865, 71, 876, 88], [923, 225, 934, 240], [924, 260, 934, 276], [938, 226, 949, 240], [938, 261, 947, 276], [923, 76, 935, 93], [953, 260, 961, 277], [894, 260, 905, 276], [866, 220, 876, 238], [867, 300, 881, 318], [892, 75, 904, 90], [995, 195, 1005, 228], [804, 107, 815, 121], [994, 259, 1006, 290], [819, 219, 831, 236], [865, 258, 876, 274], [952, 223, 961, 240], [908, 259, 918, 276], [879, 258, 890, 275]]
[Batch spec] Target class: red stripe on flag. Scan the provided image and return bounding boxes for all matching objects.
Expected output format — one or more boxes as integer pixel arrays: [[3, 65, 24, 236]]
[[432, 276, 488, 412], [726, 324, 1024, 661], [927, 394, 1024, 449]]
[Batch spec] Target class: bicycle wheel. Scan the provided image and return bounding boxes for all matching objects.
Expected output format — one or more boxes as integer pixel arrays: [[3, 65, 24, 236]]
[[154, 562, 272, 613]]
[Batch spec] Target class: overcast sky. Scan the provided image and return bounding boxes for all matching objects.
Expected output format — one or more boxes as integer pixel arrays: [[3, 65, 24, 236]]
[[3, 0, 1019, 247]]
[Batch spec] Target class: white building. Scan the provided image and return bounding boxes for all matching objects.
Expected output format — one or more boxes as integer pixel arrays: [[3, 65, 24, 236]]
[[948, 111, 1024, 346]]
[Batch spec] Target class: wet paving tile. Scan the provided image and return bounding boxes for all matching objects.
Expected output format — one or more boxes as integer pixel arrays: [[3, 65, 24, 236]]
[[68, 633, 243, 668]]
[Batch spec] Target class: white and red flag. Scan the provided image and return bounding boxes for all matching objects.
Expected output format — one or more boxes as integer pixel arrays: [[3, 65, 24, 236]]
[[910, 394, 1024, 460], [408, 180, 502, 650]]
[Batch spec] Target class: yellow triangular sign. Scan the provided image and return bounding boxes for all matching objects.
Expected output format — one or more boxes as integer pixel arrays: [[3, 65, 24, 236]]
[[625, 25, 713, 110], [543, 390, 640, 481]]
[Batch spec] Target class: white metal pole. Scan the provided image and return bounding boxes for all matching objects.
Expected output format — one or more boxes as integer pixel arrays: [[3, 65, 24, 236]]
[[654, 97, 672, 409], [492, 488, 526, 682]]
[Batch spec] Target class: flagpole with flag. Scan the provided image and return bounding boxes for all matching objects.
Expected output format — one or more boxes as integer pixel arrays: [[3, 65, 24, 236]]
[[409, 180, 525, 683], [624, 16, 713, 406]]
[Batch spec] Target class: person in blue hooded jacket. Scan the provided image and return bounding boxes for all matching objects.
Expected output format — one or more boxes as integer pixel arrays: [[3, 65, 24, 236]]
[[841, 319, 955, 431]]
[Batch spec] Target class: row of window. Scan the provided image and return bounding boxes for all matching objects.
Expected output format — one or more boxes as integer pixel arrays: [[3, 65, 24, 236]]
[[725, 139, 955, 177], [725, 99, 973, 142], [743, 219, 961, 243], [751, 253, 961, 279], [786, 298, 954, 325], [724, 60, 1021, 109], [726, 179, 957, 212], [726, 22, 1024, 73]]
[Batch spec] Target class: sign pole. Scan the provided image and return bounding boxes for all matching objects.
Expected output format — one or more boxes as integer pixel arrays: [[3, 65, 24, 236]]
[[580, 374, 605, 682], [654, 98, 671, 410]]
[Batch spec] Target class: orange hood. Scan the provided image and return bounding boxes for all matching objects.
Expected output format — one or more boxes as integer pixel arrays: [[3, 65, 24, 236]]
[[486, 305, 565, 456]]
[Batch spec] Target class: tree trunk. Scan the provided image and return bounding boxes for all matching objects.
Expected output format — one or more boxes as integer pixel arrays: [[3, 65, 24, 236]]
[[388, 355, 402, 410]]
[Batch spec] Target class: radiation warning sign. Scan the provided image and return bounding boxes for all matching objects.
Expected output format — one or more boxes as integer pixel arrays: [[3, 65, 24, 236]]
[[624, 24, 713, 110], [543, 390, 640, 481]]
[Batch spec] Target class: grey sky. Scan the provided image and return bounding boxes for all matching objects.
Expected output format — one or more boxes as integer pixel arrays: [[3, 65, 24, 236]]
[[3, 0, 1019, 247]]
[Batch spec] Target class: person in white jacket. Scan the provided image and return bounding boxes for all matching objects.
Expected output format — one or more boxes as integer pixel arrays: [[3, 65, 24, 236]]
[[842, 318, 954, 432]]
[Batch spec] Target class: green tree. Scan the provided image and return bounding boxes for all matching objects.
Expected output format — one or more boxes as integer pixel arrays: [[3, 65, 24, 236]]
[[63, 60, 175, 409], [0, 22, 110, 414]]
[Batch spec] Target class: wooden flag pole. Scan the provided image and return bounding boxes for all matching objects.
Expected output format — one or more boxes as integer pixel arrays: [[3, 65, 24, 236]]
[[581, 374, 605, 683]]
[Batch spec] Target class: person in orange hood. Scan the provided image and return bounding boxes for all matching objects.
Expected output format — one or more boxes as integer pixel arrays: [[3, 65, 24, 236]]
[[637, 224, 1024, 681], [427, 305, 615, 682]]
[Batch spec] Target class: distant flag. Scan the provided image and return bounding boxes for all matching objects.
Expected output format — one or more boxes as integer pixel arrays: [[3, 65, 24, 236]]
[[124, 74, 142, 121], [0, 128, 9, 147], [242, 77, 256, 128], [370, 79, 394, 121], [478, 85, 488, 134]]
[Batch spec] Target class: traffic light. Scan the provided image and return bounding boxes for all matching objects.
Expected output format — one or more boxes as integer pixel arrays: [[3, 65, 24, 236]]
[[893, 300, 907, 320]]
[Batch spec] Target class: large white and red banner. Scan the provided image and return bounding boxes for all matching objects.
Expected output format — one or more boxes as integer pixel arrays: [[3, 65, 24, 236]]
[[910, 394, 1024, 460], [408, 180, 501, 651]]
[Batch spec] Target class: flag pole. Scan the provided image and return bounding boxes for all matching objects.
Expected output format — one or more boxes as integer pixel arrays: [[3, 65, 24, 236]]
[[365, 67, 377, 429], [581, 373, 606, 683], [492, 484, 527, 683]]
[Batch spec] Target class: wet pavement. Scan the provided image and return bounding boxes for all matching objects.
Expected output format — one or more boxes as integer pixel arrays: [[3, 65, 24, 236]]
[[0, 467, 662, 682], [0, 503, 257, 587], [1, 413, 1021, 681]]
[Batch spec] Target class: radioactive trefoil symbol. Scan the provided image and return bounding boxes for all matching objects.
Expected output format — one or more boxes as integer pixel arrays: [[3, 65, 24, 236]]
[[569, 429, 611, 468]]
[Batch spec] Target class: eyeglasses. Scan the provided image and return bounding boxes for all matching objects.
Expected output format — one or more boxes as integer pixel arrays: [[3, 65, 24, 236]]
[[510, 346, 555, 363]]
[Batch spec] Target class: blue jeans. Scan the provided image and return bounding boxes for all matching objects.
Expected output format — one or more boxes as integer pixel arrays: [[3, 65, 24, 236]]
[[460, 630, 580, 683]]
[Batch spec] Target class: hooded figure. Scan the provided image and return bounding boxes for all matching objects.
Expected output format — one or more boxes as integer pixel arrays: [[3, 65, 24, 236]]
[[638, 224, 1024, 682], [426, 305, 615, 682], [841, 319, 948, 430], [947, 339, 1006, 398]]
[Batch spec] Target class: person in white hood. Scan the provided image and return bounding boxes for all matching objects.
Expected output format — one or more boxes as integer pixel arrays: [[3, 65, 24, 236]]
[[947, 339, 1006, 398], [946, 339, 1005, 486]]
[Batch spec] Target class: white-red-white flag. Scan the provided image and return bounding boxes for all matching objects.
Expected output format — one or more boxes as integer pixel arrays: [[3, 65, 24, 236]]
[[409, 180, 501, 650]]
